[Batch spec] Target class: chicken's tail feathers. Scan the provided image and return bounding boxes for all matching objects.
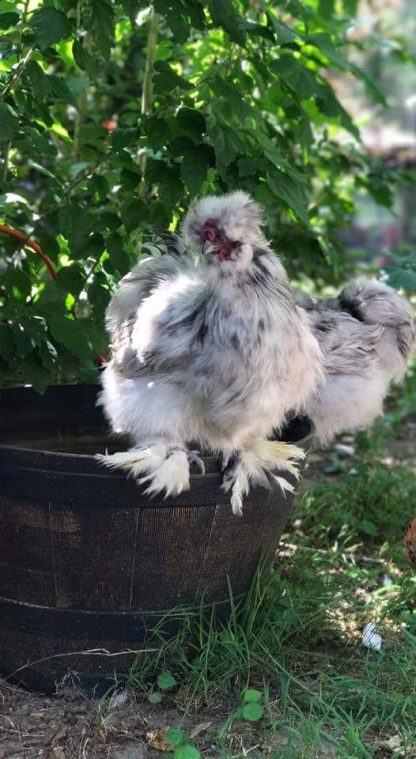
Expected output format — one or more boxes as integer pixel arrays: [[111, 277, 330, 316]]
[[339, 279, 415, 362]]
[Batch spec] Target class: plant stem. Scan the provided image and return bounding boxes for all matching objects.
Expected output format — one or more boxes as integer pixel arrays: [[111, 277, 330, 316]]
[[2, 142, 10, 183], [141, 9, 160, 116], [73, 89, 87, 162], [139, 9, 160, 175], [73, 0, 88, 161], [0, 44, 35, 101]]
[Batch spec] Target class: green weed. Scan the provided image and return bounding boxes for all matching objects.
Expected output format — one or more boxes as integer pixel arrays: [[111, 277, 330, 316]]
[[124, 370, 416, 757]]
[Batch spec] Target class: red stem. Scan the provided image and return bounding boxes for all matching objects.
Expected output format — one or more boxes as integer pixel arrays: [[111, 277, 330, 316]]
[[0, 224, 107, 366], [0, 223, 57, 280]]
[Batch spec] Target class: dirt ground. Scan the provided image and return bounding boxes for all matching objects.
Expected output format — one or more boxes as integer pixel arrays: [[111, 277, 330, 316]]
[[0, 678, 292, 759], [1, 430, 415, 759]]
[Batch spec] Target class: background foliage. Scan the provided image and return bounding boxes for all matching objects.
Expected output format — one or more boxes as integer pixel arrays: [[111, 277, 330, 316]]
[[0, 0, 414, 389]]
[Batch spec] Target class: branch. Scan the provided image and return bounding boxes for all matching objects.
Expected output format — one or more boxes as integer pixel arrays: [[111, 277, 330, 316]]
[[0, 44, 35, 101], [2, 142, 10, 183], [0, 224, 57, 280], [139, 9, 160, 175], [141, 9, 160, 116]]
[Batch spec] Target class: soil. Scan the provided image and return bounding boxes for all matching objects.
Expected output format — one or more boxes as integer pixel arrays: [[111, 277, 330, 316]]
[[0, 679, 290, 759]]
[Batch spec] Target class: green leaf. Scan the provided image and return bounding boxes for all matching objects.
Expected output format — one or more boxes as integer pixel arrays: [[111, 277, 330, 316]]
[[59, 204, 94, 257], [146, 116, 170, 150], [93, 211, 122, 233], [36, 283, 67, 317], [88, 0, 114, 57], [174, 746, 201, 759], [305, 33, 350, 72], [166, 727, 186, 747], [177, 108, 206, 141], [90, 174, 110, 202], [360, 519, 378, 537], [146, 160, 184, 205], [56, 264, 85, 296], [3, 268, 31, 298], [243, 689, 262, 703], [121, 199, 147, 231], [387, 267, 416, 292], [18, 358, 50, 393], [49, 74, 77, 106], [83, 233, 105, 260], [271, 56, 320, 100], [210, 123, 246, 166], [0, 102, 18, 144], [112, 128, 141, 151], [181, 145, 212, 193], [267, 171, 309, 224], [49, 317, 91, 360], [241, 702, 263, 722], [106, 231, 126, 264], [73, 40, 99, 78], [24, 61, 51, 99], [208, 0, 246, 45], [30, 8, 72, 50], [273, 19, 298, 44], [0, 12, 19, 28], [350, 63, 388, 106], [36, 232, 60, 261], [157, 671, 177, 691], [238, 19, 274, 41], [154, 61, 192, 93], [154, 0, 191, 43], [147, 690, 162, 704], [318, 0, 334, 18], [39, 339, 58, 371], [314, 83, 360, 138], [169, 136, 195, 157], [122, 0, 148, 22], [119, 168, 140, 191], [88, 274, 111, 317], [295, 117, 313, 148]]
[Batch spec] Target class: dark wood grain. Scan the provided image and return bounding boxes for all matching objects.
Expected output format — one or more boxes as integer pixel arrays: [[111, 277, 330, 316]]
[[0, 384, 313, 694]]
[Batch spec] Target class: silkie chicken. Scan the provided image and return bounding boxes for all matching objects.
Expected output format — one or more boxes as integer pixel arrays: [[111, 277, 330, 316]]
[[98, 191, 323, 515], [297, 280, 415, 445]]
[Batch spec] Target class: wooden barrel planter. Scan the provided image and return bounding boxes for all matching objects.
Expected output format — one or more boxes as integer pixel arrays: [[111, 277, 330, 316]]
[[0, 384, 313, 695]]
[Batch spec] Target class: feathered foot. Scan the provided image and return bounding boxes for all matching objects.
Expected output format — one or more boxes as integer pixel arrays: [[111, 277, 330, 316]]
[[222, 439, 305, 516], [96, 442, 193, 497]]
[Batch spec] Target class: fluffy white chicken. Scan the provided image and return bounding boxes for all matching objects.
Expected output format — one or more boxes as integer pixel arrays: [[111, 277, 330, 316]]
[[98, 191, 323, 514], [297, 280, 415, 444]]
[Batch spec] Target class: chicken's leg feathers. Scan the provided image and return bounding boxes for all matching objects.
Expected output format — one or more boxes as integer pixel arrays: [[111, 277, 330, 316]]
[[96, 442, 191, 498], [222, 439, 304, 514]]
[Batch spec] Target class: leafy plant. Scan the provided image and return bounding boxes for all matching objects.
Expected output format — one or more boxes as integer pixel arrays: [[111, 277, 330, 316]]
[[0, 0, 411, 388], [219, 687, 265, 742], [157, 669, 177, 690], [166, 727, 200, 759]]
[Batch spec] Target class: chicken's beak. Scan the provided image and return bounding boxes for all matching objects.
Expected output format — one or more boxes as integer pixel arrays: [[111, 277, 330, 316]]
[[202, 240, 216, 255]]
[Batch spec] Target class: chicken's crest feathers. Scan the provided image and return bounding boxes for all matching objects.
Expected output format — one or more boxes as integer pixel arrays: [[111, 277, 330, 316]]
[[182, 191, 266, 249]]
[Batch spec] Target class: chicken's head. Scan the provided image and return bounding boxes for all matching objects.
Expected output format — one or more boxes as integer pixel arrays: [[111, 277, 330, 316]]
[[182, 191, 268, 274]]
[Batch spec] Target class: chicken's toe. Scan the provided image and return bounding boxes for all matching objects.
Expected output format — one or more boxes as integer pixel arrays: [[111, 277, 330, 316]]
[[187, 449, 206, 475]]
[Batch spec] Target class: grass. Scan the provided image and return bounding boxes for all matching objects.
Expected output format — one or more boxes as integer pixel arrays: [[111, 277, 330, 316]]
[[121, 368, 416, 758]]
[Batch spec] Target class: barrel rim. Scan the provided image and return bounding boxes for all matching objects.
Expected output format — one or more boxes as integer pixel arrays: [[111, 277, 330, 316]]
[[0, 383, 315, 474]]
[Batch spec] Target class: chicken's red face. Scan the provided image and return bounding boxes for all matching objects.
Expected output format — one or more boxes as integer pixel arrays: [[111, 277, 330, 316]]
[[199, 218, 235, 263]]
